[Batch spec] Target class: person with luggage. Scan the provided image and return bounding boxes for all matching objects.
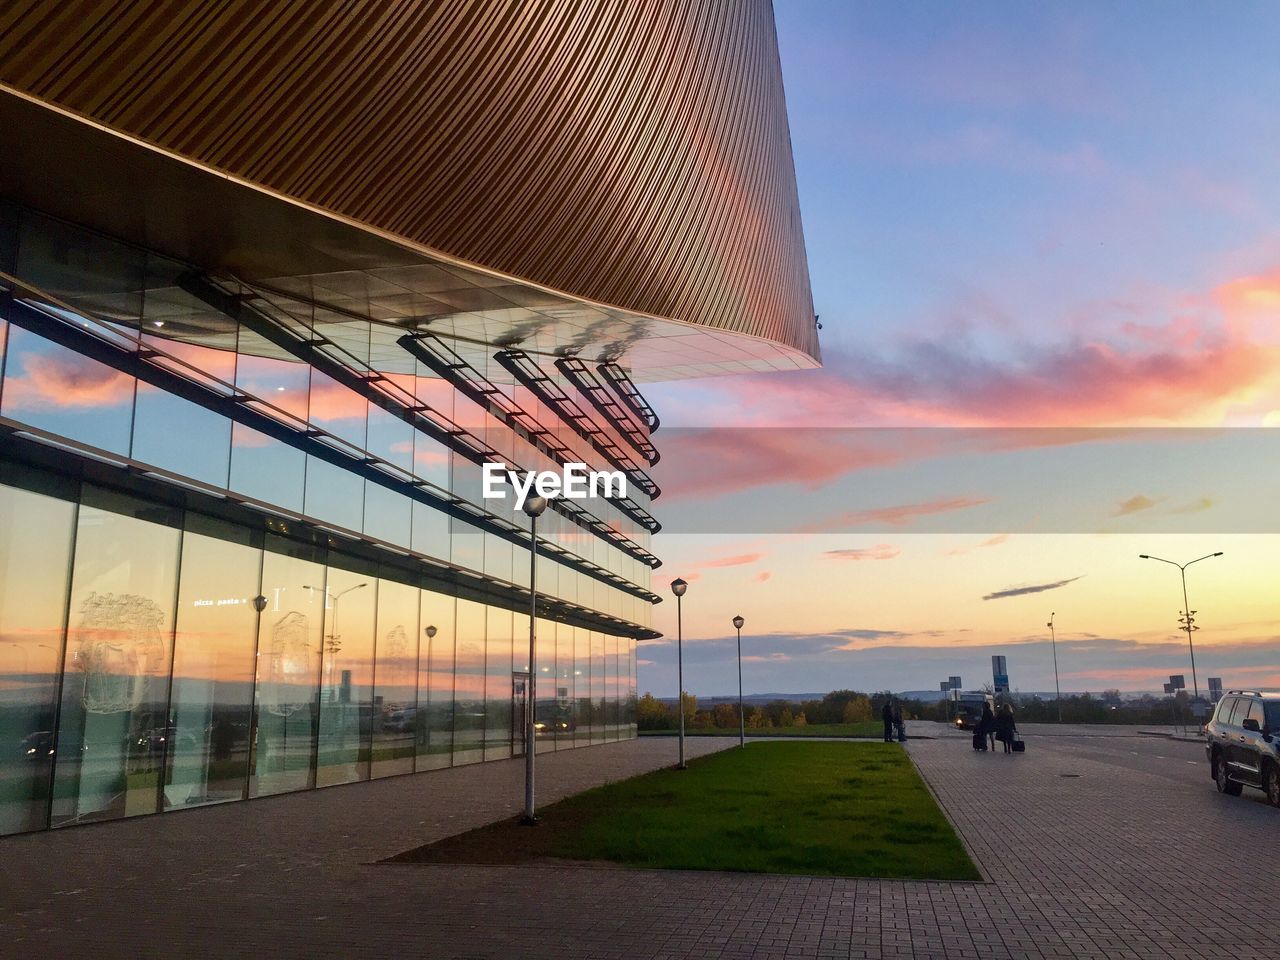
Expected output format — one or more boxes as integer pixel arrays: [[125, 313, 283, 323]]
[[882, 699, 894, 742], [995, 702, 1017, 753], [893, 702, 906, 742], [980, 701, 997, 751]]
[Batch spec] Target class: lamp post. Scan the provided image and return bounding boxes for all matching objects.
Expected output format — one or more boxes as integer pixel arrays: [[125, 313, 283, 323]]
[[1139, 552, 1223, 701], [304, 582, 367, 696], [521, 494, 548, 825], [1047, 612, 1062, 723], [671, 577, 688, 769], [732, 615, 745, 748]]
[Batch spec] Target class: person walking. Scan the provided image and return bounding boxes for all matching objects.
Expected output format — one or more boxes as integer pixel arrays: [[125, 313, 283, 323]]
[[996, 703, 1017, 753], [980, 701, 997, 751], [881, 699, 894, 742], [893, 702, 906, 742]]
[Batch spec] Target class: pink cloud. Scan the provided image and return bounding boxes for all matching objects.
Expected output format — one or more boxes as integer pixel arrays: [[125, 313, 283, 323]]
[[1113, 494, 1160, 516], [806, 496, 988, 532], [824, 544, 901, 561], [3, 353, 133, 409], [944, 534, 1009, 556], [755, 571, 772, 583], [699, 552, 765, 569]]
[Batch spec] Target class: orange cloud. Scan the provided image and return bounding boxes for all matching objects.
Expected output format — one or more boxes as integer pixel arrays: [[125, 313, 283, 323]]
[[755, 571, 772, 583], [824, 544, 901, 561], [945, 534, 1009, 556], [699, 552, 765, 568], [3, 353, 133, 409], [1113, 494, 1159, 516], [807, 496, 989, 531]]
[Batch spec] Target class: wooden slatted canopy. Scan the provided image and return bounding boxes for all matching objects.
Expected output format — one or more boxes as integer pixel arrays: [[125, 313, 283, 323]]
[[0, 0, 819, 364]]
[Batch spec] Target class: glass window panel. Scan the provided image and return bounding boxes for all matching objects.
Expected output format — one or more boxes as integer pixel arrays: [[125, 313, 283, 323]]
[[0, 482, 75, 835], [484, 531, 512, 584], [451, 599, 486, 766], [132, 382, 232, 488], [364, 481, 411, 549], [554, 621, 574, 750], [0, 325, 135, 455], [411, 499, 450, 563], [228, 422, 306, 512], [574, 627, 590, 747], [235, 352, 310, 421], [371, 578, 418, 779], [592, 631, 605, 744], [365, 404, 414, 471], [308, 369, 367, 449], [164, 520, 259, 809], [316, 568, 376, 787], [531, 615, 557, 754], [416, 590, 455, 772], [251, 538, 325, 798], [484, 606, 513, 761], [51, 490, 181, 827], [304, 456, 365, 533], [606, 632, 619, 741]]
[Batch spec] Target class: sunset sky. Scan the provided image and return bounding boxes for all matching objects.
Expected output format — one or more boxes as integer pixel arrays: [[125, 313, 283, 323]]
[[643, 2, 1280, 698]]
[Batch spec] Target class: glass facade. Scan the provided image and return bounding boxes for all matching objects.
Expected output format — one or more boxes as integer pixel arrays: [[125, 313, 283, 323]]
[[0, 204, 644, 835]]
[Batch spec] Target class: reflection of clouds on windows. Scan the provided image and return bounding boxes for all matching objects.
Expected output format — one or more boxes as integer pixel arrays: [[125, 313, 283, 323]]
[[4, 352, 133, 410]]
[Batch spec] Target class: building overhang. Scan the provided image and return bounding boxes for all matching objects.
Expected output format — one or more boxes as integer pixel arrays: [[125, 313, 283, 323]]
[[1, 87, 819, 383]]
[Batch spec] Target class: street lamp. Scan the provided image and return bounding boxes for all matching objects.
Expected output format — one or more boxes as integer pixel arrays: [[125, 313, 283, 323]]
[[1139, 552, 1223, 700], [521, 493, 548, 825], [732, 615, 745, 748], [671, 577, 688, 769], [1047, 612, 1062, 723], [304, 582, 367, 695]]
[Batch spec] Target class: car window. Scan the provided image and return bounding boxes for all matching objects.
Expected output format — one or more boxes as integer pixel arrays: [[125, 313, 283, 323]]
[[1218, 697, 1240, 724], [1246, 699, 1266, 730], [1265, 702, 1280, 732]]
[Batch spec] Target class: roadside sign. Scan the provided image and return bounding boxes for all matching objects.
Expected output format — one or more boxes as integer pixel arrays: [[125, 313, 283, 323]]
[[949, 675, 962, 689], [1169, 675, 1185, 690]]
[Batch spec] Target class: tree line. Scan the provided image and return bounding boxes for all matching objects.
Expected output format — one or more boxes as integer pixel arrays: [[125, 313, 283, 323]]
[[637, 687, 1207, 730]]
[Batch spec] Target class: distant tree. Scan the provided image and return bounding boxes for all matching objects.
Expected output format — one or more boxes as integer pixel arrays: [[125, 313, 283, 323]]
[[636, 692, 671, 730], [778, 706, 794, 727], [746, 706, 767, 729], [841, 696, 873, 723], [712, 702, 738, 728], [680, 691, 697, 726], [793, 711, 807, 727]]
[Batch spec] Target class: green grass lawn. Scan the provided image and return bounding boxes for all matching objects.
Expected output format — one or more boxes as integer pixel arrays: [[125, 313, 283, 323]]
[[639, 721, 885, 739], [395, 741, 978, 881]]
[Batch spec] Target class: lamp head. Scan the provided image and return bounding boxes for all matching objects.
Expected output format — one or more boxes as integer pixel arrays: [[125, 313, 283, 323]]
[[424, 625, 438, 640], [523, 495, 548, 518], [1213, 551, 1224, 557], [1139, 554, 1149, 559], [252, 595, 268, 613], [670, 577, 688, 597], [732, 615, 744, 630]]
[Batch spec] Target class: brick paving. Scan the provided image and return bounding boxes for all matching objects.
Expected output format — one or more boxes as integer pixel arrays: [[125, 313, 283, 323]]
[[2, 726, 1276, 959]]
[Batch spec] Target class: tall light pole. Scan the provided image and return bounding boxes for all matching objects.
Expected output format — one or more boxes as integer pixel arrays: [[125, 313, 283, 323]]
[[304, 582, 367, 695], [671, 577, 688, 769], [1139, 551, 1223, 701], [1047, 612, 1062, 723], [521, 494, 548, 825], [732, 615, 745, 748]]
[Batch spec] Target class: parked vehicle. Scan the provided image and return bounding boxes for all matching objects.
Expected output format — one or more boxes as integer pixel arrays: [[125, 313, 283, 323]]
[[1204, 690, 1280, 806], [952, 692, 995, 731]]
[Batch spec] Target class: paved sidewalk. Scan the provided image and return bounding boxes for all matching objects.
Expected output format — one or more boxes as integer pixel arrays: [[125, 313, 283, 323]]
[[3, 730, 1277, 958]]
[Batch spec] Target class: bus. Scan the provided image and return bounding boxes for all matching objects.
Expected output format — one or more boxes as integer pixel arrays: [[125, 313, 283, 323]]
[[953, 692, 995, 730]]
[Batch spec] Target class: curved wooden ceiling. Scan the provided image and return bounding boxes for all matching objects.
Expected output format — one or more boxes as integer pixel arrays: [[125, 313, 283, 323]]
[[0, 0, 818, 362]]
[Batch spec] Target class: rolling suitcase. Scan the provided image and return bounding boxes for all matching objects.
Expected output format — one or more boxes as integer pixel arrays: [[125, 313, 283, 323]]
[[1012, 735, 1025, 753], [972, 729, 984, 750]]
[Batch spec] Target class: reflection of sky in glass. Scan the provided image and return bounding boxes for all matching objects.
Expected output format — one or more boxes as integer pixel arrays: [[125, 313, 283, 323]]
[[1, 326, 134, 454]]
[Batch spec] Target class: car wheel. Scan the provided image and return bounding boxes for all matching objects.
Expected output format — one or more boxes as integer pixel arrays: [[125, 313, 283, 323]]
[[1215, 754, 1243, 796], [1265, 763, 1280, 808]]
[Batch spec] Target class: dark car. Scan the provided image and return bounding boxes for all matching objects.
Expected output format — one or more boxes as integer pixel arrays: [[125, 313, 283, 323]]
[[1204, 690, 1280, 806]]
